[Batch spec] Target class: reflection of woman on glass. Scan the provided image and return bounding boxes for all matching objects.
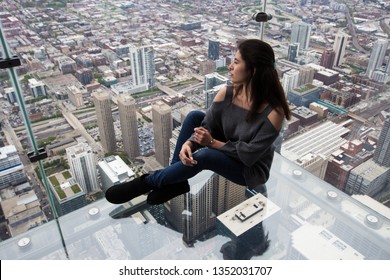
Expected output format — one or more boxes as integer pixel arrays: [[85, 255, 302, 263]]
[[220, 223, 270, 260], [105, 39, 291, 205]]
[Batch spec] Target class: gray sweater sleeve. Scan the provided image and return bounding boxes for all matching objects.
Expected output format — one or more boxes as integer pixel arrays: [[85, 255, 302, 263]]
[[187, 102, 221, 150], [219, 120, 279, 167]]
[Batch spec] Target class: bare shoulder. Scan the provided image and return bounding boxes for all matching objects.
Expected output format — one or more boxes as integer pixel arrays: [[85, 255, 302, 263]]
[[213, 85, 228, 102], [267, 107, 285, 131]]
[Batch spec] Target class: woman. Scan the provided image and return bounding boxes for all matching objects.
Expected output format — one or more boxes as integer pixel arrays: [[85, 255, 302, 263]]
[[105, 38, 291, 205]]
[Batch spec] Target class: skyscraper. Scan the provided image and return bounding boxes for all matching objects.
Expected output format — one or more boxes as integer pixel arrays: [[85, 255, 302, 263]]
[[287, 43, 299, 63], [117, 94, 140, 159], [92, 89, 116, 153], [66, 142, 98, 193], [366, 39, 388, 79], [320, 49, 335, 69], [162, 170, 218, 245], [373, 117, 390, 167], [208, 39, 220, 61], [28, 78, 47, 98], [152, 101, 172, 167], [212, 176, 247, 216], [130, 46, 156, 91], [48, 171, 86, 217], [165, 123, 247, 245], [75, 68, 93, 85], [298, 65, 315, 86], [98, 155, 135, 192], [204, 72, 229, 91], [344, 159, 389, 196], [0, 145, 26, 190], [182, 170, 217, 245], [282, 69, 300, 93], [4, 87, 17, 104], [291, 21, 311, 50], [204, 72, 229, 108], [332, 32, 348, 68]]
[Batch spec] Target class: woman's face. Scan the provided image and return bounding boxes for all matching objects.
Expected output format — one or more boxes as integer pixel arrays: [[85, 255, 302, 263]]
[[229, 50, 249, 85]]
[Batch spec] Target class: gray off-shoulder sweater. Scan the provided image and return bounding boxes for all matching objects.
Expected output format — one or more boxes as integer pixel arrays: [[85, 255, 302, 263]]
[[191, 85, 280, 188]]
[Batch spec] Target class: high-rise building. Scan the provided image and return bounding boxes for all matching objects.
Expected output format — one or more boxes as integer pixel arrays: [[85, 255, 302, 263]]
[[370, 70, 390, 84], [204, 72, 229, 91], [204, 72, 229, 108], [333, 32, 349, 67], [92, 89, 117, 152], [163, 170, 218, 245], [287, 43, 299, 63], [212, 176, 247, 216], [66, 85, 85, 108], [314, 68, 340, 85], [291, 106, 318, 127], [75, 54, 94, 68], [66, 142, 99, 193], [344, 159, 390, 196], [199, 59, 216, 75], [117, 94, 140, 159], [324, 143, 373, 192], [152, 101, 172, 167], [4, 87, 17, 105], [130, 46, 156, 92], [165, 122, 247, 245], [320, 49, 335, 69], [366, 39, 388, 79], [373, 117, 390, 167], [291, 21, 311, 50], [75, 68, 93, 85], [282, 69, 300, 93], [57, 57, 77, 74], [298, 65, 315, 86], [208, 39, 220, 61], [98, 155, 135, 192], [287, 84, 322, 107], [28, 78, 47, 98], [47, 171, 86, 216], [0, 145, 26, 190], [182, 170, 217, 245]]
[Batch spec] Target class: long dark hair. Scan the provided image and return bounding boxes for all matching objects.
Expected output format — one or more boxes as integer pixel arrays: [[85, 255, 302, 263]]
[[235, 39, 291, 121]]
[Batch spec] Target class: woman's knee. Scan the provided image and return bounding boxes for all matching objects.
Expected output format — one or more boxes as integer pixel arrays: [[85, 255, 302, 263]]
[[193, 148, 210, 161], [193, 149, 245, 184], [193, 148, 223, 166]]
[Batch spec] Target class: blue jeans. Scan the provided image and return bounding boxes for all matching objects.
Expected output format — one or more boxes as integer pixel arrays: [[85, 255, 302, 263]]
[[145, 110, 247, 188]]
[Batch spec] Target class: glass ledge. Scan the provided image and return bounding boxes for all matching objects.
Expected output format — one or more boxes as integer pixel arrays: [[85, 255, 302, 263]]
[[0, 153, 389, 260]]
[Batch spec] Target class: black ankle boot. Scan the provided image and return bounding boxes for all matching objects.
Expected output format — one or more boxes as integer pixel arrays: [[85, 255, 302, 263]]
[[147, 181, 190, 205], [105, 174, 153, 204]]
